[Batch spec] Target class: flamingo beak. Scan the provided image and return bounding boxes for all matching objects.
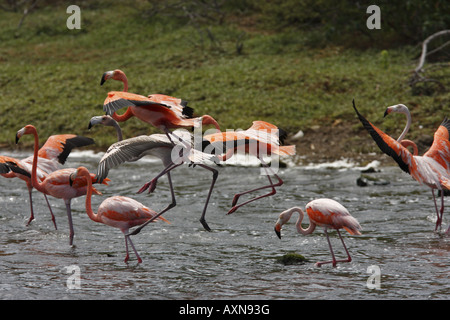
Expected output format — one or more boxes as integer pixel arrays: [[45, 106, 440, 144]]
[[100, 73, 107, 85], [69, 173, 75, 187], [383, 107, 391, 118], [100, 71, 114, 86], [15, 128, 25, 144], [274, 223, 282, 239], [88, 116, 103, 129]]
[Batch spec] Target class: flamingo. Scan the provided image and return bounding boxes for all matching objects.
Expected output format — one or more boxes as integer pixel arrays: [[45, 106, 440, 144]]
[[70, 166, 169, 263], [88, 115, 219, 232], [99, 69, 221, 145], [1, 134, 94, 227], [353, 100, 450, 234], [384, 104, 419, 155], [274, 198, 362, 267], [203, 120, 296, 214], [16, 125, 109, 245]]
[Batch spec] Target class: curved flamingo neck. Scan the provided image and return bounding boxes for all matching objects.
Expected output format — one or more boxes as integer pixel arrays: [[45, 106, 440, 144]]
[[116, 71, 128, 92], [397, 109, 412, 142], [287, 207, 316, 235], [110, 119, 123, 141], [30, 128, 45, 193], [112, 107, 134, 122], [81, 170, 101, 223], [400, 139, 418, 156]]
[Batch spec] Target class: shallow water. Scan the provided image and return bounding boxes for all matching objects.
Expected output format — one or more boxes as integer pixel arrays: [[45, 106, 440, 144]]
[[0, 151, 448, 300]]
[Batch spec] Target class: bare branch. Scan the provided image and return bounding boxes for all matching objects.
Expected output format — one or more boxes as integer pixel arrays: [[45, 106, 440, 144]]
[[414, 29, 450, 74]]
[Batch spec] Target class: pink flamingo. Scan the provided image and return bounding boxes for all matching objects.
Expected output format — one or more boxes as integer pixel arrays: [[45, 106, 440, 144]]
[[1, 134, 94, 227], [354, 101, 450, 234], [274, 198, 362, 267], [203, 121, 295, 214], [71, 166, 169, 263], [100, 69, 221, 145], [16, 125, 108, 245]]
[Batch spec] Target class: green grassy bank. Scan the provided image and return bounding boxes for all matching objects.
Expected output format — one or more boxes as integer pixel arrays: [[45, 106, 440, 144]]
[[0, 1, 448, 158]]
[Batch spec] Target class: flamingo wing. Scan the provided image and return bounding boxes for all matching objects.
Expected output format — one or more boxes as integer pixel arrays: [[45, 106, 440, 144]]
[[38, 134, 95, 165], [103, 91, 163, 115], [148, 94, 193, 119], [353, 100, 415, 174], [306, 198, 362, 235], [103, 91, 191, 120], [0, 160, 30, 177], [96, 134, 173, 183], [423, 117, 450, 172]]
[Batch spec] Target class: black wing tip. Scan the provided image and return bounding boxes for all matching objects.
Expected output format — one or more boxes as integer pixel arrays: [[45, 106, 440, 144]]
[[278, 128, 288, 145], [57, 136, 95, 165], [1, 161, 31, 177], [182, 105, 194, 118]]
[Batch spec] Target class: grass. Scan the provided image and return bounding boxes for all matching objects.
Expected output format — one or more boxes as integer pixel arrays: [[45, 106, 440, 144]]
[[1, 2, 449, 154]]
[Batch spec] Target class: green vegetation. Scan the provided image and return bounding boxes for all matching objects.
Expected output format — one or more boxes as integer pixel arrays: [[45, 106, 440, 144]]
[[0, 1, 449, 155], [275, 252, 309, 265]]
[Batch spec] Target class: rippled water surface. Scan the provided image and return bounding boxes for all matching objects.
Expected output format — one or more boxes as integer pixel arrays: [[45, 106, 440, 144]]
[[0, 151, 448, 300]]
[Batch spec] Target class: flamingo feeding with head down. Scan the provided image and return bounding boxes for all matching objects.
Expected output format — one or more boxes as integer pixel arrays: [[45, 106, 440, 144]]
[[100, 69, 221, 145], [353, 100, 450, 234], [274, 198, 362, 267], [89, 115, 219, 232], [71, 166, 169, 263], [16, 125, 109, 245], [203, 120, 295, 214], [1, 133, 94, 227]]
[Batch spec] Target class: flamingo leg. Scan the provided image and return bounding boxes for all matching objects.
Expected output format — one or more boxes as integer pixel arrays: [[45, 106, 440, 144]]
[[137, 162, 181, 194], [431, 189, 443, 231], [128, 171, 178, 236], [64, 199, 74, 246], [43, 194, 57, 230], [124, 235, 142, 264], [25, 187, 35, 226], [196, 164, 218, 232], [227, 158, 283, 214], [124, 235, 130, 263], [316, 229, 352, 267], [163, 128, 191, 150], [439, 191, 445, 232]]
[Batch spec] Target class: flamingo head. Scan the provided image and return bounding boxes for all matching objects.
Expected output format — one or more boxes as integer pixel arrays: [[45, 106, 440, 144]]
[[15, 125, 37, 144], [88, 115, 117, 129], [69, 166, 90, 187], [274, 210, 292, 239], [100, 69, 126, 86], [384, 104, 409, 118], [100, 70, 114, 85]]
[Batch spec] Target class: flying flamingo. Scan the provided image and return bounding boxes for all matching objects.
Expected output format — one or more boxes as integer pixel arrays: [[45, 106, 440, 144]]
[[1, 134, 94, 227], [203, 120, 296, 214], [70, 166, 169, 263], [89, 115, 219, 232], [274, 198, 362, 267], [99, 69, 221, 145], [16, 125, 109, 245], [353, 100, 450, 234]]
